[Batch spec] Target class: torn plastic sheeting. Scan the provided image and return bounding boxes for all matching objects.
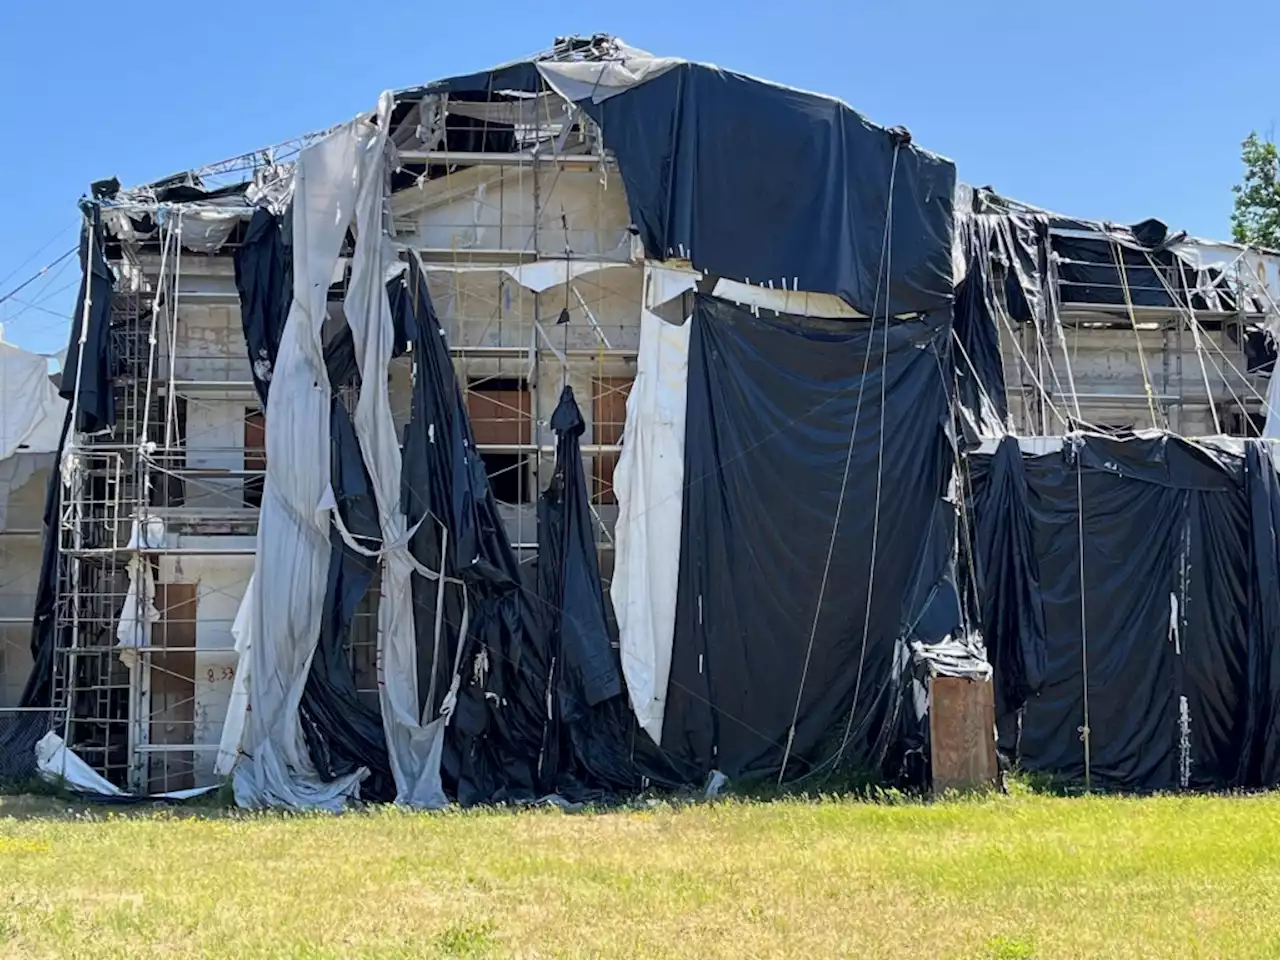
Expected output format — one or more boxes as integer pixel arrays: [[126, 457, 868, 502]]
[[397, 251, 551, 807], [174, 208, 245, 254], [1169, 240, 1280, 309], [234, 208, 293, 407], [59, 201, 116, 434], [951, 208, 1072, 442], [612, 263, 696, 745], [342, 94, 447, 810], [297, 398, 394, 802], [232, 105, 386, 811], [573, 62, 956, 316], [420, 260, 631, 295], [661, 295, 954, 782], [535, 386, 636, 797], [114, 557, 160, 668], [952, 215, 1010, 440], [536, 42, 682, 105], [36, 733, 217, 801], [909, 638, 992, 681]]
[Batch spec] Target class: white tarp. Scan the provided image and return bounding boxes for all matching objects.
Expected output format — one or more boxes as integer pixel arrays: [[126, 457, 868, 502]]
[[174, 208, 245, 255], [710, 277, 866, 320], [537, 42, 682, 105], [214, 573, 253, 776], [501, 260, 629, 293], [1169, 240, 1280, 312], [340, 93, 448, 808], [36, 732, 216, 800], [115, 517, 164, 667], [611, 263, 696, 744], [0, 339, 66, 461], [1267, 373, 1280, 441], [232, 106, 389, 810]]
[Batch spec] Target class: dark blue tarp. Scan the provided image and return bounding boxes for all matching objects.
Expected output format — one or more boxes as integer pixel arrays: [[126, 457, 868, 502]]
[[534, 386, 642, 797], [578, 64, 955, 317], [233, 208, 292, 407], [60, 201, 116, 433], [1, 201, 115, 777], [661, 294, 958, 782], [968, 434, 1280, 789], [397, 254, 552, 806]]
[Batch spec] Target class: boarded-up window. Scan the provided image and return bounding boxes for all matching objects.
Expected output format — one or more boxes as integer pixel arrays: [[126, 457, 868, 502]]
[[244, 408, 265, 508], [466, 377, 532, 504], [592, 377, 633, 505]]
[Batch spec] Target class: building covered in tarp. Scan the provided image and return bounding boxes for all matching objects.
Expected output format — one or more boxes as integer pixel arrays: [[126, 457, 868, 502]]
[[22, 33, 1280, 803], [2, 35, 996, 805], [953, 182, 1280, 791], [966, 434, 1280, 791]]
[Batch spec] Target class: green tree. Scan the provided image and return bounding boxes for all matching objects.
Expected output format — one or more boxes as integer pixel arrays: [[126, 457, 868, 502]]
[[1231, 132, 1280, 248]]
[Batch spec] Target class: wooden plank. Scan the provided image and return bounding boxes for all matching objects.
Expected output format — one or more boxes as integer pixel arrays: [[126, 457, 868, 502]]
[[466, 387, 532, 445], [929, 676, 998, 794], [592, 376, 633, 505]]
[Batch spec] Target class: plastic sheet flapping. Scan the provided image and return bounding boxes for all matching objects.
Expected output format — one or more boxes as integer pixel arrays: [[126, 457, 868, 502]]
[[298, 399, 394, 801], [59, 201, 117, 433], [233, 208, 293, 407], [952, 209, 1061, 440], [660, 294, 957, 783], [533, 386, 641, 797], [232, 207, 396, 801], [396, 255, 550, 806], [0, 207, 114, 778], [968, 434, 1280, 790], [575, 63, 955, 317]]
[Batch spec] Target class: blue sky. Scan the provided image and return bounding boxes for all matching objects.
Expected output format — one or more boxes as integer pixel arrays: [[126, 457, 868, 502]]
[[2, 0, 1276, 356]]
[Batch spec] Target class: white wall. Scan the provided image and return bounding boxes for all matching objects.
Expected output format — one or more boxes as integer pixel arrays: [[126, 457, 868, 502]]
[[999, 319, 1268, 436]]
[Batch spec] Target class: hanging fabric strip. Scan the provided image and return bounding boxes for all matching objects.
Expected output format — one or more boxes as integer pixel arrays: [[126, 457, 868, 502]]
[[232, 105, 389, 811], [611, 263, 696, 744], [341, 95, 454, 808]]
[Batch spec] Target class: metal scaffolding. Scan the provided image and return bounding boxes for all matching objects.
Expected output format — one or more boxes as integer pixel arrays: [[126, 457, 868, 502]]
[[39, 62, 646, 793]]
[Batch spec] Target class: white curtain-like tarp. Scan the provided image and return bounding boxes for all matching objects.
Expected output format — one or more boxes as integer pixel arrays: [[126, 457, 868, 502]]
[[231, 105, 392, 810], [214, 572, 254, 777], [0, 339, 65, 461], [611, 263, 696, 744], [339, 94, 450, 808]]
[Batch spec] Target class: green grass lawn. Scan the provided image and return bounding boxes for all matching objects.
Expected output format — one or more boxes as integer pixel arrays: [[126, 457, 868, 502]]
[[2, 788, 1279, 959]]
